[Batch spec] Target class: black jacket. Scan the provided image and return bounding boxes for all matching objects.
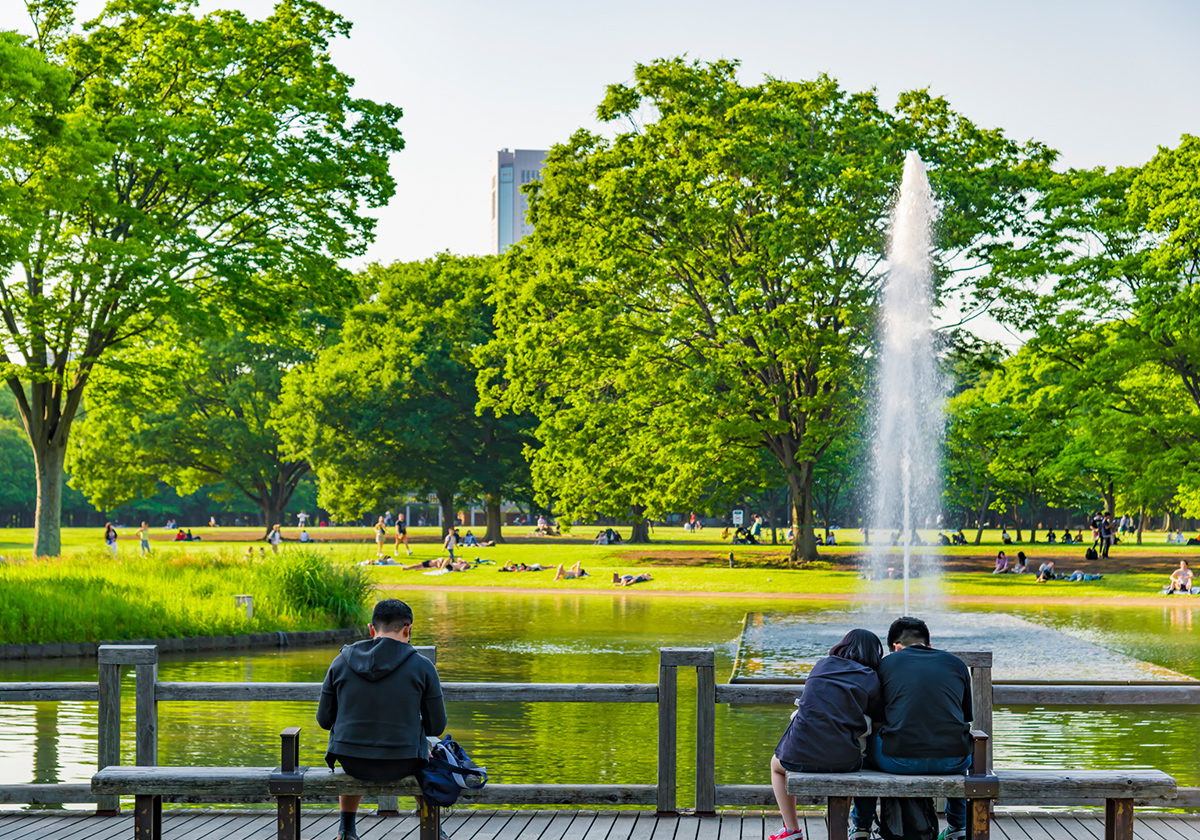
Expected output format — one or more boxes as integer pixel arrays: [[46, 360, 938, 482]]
[[877, 644, 972, 759], [317, 637, 447, 762], [775, 655, 882, 770]]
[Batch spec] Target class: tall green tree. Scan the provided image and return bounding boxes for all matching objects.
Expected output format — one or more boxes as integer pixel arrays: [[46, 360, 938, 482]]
[[278, 255, 535, 542], [483, 58, 1052, 562], [66, 320, 314, 534], [0, 0, 403, 555]]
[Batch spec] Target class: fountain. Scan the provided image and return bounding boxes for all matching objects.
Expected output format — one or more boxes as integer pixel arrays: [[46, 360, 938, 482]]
[[869, 150, 945, 612]]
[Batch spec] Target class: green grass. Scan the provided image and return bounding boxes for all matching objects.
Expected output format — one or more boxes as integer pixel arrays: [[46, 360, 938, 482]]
[[0, 547, 375, 644], [0, 526, 1192, 646]]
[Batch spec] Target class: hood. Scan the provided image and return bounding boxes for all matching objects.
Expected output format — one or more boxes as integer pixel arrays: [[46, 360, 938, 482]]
[[340, 637, 416, 682]]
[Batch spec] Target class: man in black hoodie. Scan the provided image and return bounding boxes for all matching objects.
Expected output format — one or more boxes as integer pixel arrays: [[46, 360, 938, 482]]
[[850, 616, 973, 840], [318, 599, 447, 840]]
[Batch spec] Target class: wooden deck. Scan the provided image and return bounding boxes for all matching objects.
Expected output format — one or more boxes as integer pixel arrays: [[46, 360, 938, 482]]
[[1, 809, 1199, 840]]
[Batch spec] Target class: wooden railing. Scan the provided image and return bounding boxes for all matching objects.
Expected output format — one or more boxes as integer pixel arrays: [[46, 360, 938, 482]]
[[1, 644, 1197, 812]]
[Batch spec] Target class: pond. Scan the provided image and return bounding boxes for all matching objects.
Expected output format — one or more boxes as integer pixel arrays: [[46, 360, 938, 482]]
[[2, 591, 1197, 807]]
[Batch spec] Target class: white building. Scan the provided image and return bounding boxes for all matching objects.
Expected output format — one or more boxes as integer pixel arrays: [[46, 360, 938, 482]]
[[490, 148, 546, 254]]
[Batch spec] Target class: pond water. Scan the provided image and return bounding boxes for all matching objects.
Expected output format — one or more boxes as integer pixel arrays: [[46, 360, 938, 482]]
[[2, 592, 1198, 807]]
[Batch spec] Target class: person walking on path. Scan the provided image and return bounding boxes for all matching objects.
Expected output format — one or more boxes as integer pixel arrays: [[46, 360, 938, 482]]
[[269, 524, 283, 554], [374, 516, 387, 557], [137, 522, 151, 556], [395, 516, 412, 556], [1100, 513, 1115, 558], [443, 527, 457, 563]]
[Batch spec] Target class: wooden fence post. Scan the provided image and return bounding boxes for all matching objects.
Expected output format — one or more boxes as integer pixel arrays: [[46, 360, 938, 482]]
[[695, 649, 716, 816], [656, 650, 678, 814], [96, 653, 121, 814], [967, 653, 993, 768], [136, 650, 159, 767]]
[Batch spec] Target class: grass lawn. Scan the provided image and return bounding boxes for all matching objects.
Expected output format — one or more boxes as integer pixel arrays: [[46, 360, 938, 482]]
[[2, 525, 1192, 601]]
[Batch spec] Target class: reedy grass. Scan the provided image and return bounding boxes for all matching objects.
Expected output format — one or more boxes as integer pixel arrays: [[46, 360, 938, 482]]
[[0, 547, 375, 644]]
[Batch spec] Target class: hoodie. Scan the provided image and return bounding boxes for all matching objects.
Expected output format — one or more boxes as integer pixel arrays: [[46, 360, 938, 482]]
[[317, 636, 447, 762], [775, 655, 882, 771]]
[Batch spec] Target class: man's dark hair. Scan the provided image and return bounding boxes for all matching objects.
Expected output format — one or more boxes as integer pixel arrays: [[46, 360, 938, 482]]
[[887, 616, 930, 648], [829, 628, 884, 670], [372, 599, 414, 632]]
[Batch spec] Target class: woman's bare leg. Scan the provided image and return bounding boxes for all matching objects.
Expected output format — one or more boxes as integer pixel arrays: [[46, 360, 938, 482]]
[[770, 756, 799, 832]]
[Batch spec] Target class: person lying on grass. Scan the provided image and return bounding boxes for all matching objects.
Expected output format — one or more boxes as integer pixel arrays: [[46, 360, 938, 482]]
[[613, 572, 652, 586], [400, 557, 468, 571], [499, 562, 547, 572], [554, 562, 588, 580]]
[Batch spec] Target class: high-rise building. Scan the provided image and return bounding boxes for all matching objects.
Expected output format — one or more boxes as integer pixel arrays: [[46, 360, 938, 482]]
[[490, 148, 546, 254]]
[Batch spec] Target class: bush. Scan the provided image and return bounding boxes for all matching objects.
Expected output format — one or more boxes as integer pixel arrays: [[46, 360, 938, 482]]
[[267, 549, 374, 627]]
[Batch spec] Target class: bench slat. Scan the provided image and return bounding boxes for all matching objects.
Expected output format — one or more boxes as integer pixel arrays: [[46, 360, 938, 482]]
[[92, 767, 276, 796], [300, 769, 423, 796], [785, 768, 1176, 800]]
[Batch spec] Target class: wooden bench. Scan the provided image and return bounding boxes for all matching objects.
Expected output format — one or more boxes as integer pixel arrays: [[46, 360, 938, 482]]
[[786, 732, 1176, 840], [92, 728, 442, 840]]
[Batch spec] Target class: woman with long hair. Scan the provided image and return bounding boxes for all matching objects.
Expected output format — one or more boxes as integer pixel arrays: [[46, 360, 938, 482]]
[[769, 628, 884, 840]]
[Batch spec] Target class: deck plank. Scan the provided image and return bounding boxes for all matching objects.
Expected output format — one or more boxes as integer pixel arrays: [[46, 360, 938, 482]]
[[691, 814, 720, 840], [1140, 817, 1198, 840], [739, 810, 762, 840], [801, 812, 828, 840]]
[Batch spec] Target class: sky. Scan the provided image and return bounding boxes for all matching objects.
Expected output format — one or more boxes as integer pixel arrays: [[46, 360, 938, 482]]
[[8, 0, 1200, 271]]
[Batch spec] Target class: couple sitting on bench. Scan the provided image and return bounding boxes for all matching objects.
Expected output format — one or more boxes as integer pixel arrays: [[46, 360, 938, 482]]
[[769, 617, 972, 840], [319, 599, 447, 840]]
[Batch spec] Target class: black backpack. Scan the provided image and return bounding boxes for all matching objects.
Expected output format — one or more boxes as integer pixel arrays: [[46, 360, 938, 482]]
[[1085, 547, 1098, 561], [875, 796, 939, 840], [417, 735, 487, 806]]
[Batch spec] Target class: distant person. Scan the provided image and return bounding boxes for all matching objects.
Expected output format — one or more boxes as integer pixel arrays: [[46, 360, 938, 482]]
[[826, 532, 837, 546], [442, 528, 457, 563], [317, 599, 446, 840], [1166, 560, 1193, 594], [269, 524, 283, 554], [1066, 569, 1104, 582], [1013, 551, 1028, 574], [1036, 560, 1057, 582], [297, 511, 309, 527], [992, 551, 1008, 574], [1000, 529, 1012, 544], [554, 561, 588, 580], [770, 629, 883, 840], [952, 529, 967, 546], [1100, 513, 1115, 558], [751, 514, 763, 540], [185, 528, 197, 541], [374, 516, 386, 557], [300, 529, 312, 543], [1046, 530, 1057, 543], [174, 528, 186, 541], [104, 522, 118, 556], [613, 572, 652, 586], [394, 516, 412, 557], [937, 532, 951, 546], [137, 522, 151, 556]]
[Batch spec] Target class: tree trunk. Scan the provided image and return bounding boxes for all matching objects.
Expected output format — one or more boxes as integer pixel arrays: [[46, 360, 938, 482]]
[[1101, 481, 1115, 516], [484, 494, 505, 544], [1136, 503, 1145, 546], [438, 489, 455, 537], [628, 504, 650, 543], [972, 476, 991, 545], [1013, 507, 1023, 543], [787, 463, 818, 565], [33, 440, 68, 558]]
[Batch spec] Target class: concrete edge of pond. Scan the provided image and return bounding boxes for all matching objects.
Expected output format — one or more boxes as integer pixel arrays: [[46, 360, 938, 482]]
[[0, 627, 369, 661]]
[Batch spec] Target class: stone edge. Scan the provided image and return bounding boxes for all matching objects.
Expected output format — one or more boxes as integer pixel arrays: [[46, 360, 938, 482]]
[[0, 627, 369, 660]]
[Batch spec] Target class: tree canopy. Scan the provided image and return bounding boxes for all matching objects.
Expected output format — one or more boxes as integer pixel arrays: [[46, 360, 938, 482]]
[[0, 0, 403, 554], [278, 254, 535, 540], [482, 58, 1053, 561]]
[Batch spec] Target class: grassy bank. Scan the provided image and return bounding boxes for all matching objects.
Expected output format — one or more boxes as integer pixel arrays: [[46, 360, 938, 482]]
[[0, 548, 375, 644]]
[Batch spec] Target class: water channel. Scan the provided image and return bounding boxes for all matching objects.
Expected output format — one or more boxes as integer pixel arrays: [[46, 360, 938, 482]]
[[2, 591, 1198, 806]]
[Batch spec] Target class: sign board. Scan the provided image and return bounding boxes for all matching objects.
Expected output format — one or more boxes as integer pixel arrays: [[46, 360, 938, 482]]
[[732, 509, 744, 526]]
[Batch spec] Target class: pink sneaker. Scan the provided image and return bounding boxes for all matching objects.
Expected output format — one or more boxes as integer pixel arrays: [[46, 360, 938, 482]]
[[768, 828, 803, 840]]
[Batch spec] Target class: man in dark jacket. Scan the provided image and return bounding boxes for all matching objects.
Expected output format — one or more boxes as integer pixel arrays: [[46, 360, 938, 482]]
[[318, 599, 447, 840], [851, 616, 973, 840]]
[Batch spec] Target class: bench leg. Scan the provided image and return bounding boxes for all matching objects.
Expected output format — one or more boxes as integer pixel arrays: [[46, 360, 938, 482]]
[[826, 796, 850, 840], [419, 798, 441, 840], [1105, 798, 1133, 840], [277, 795, 301, 840], [134, 795, 160, 840], [968, 798, 990, 840]]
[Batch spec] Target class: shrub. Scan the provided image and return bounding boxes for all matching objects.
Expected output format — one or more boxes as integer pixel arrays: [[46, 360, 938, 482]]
[[265, 549, 374, 627]]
